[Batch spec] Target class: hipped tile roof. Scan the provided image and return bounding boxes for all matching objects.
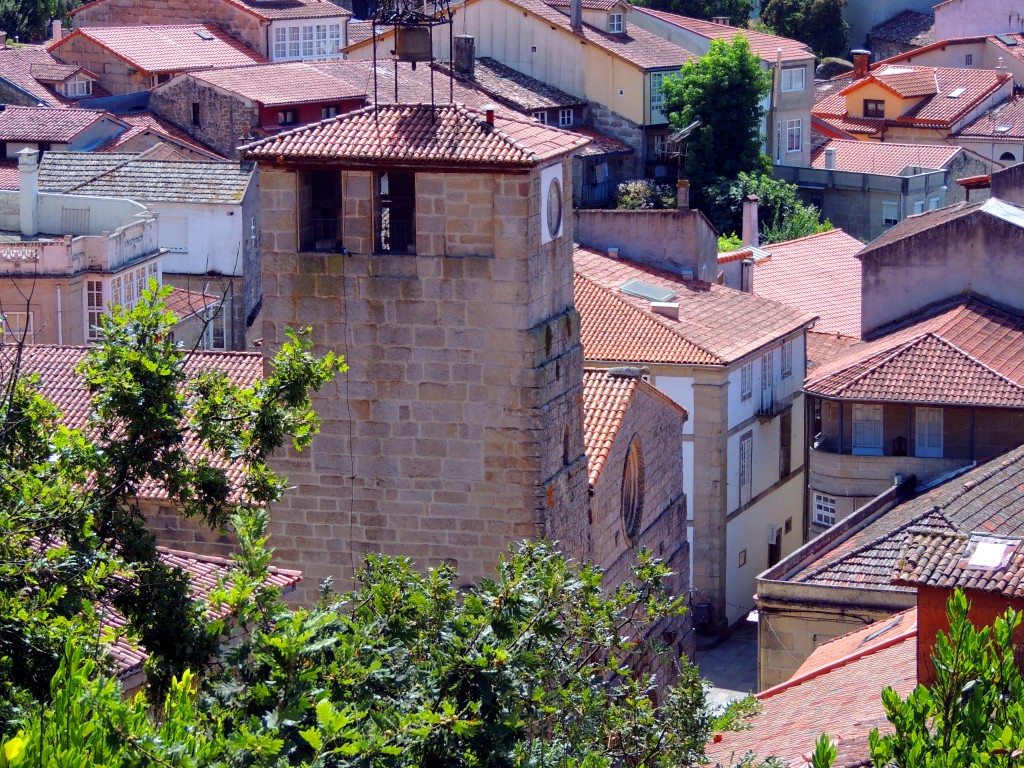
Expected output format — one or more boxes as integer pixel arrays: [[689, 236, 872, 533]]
[[632, 6, 813, 63], [786, 444, 1024, 592], [806, 330, 860, 375], [0, 105, 114, 142], [892, 529, 1024, 599], [574, 246, 815, 366], [50, 25, 266, 74], [810, 137, 961, 176], [805, 297, 1024, 408], [240, 103, 589, 166], [186, 61, 367, 106]]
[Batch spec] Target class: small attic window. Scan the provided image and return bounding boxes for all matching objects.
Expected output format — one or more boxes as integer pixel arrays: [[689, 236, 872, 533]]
[[620, 278, 676, 302], [947, 87, 967, 98], [608, 12, 623, 33], [195, 29, 215, 40], [965, 536, 1018, 569]]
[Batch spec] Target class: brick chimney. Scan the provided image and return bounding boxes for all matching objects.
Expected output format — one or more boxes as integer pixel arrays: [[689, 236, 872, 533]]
[[852, 49, 870, 79], [453, 34, 475, 78], [741, 194, 759, 248]]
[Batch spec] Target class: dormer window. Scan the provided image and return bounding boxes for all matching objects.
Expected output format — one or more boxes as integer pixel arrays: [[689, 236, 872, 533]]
[[608, 12, 623, 33], [863, 99, 885, 118], [62, 77, 92, 97]]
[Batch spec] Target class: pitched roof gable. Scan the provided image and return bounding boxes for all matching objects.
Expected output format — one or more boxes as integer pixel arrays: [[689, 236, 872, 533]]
[[0, 105, 119, 142], [810, 137, 962, 176], [185, 61, 367, 106], [240, 103, 589, 167], [70, 0, 350, 23], [892, 529, 1024, 598]]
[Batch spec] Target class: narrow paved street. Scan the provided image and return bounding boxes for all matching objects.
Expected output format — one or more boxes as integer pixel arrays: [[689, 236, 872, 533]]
[[695, 620, 759, 711]]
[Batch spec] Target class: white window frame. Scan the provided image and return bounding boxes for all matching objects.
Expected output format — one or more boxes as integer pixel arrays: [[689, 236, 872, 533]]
[[1, 311, 33, 344], [852, 403, 884, 456], [882, 201, 899, 225], [739, 432, 753, 505], [650, 71, 666, 114], [813, 492, 836, 527], [274, 26, 287, 59], [780, 66, 805, 92], [781, 339, 793, 378], [63, 77, 92, 97], [786, 119, 802, 153], [533, 110, 547, 124], [608, 12, 623, 32], [761, 349, 773, 388], [203, 302, 227, 350], [86, 279, 105, 343], [278, 109, 297, 126], [558, 108, 573, 127], [740, 361, 753, 400], [915, 407, 943, 458], [274, 22, 343, 61]]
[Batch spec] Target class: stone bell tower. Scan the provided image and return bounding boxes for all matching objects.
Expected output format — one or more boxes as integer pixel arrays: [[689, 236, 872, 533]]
[[244, 104, 591, 601]]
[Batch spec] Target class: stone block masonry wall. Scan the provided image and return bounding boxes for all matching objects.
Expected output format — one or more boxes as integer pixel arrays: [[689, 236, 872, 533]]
[[587, 100, 644, 177], [150, 79, 259, 159], [54, 35, 149, 95], [72, 0, 267, 56], [259, 158, 588, 603]]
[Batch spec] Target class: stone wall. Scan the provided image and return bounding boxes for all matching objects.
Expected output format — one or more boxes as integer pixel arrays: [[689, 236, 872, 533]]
[[587, 100, 644, 177], [150, 78, 258, 159], [72, 0, 267, 56], [0, 81, 47, 107], [257, 158, 589, 603], [54, 35, 150, 94]]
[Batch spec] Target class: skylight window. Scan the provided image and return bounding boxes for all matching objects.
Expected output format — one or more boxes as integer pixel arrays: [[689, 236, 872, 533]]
[[996, 125, 1012, 133], [620, 279, 676, 303], [965, 535, 1019, 569], [996, 33, 1018, 46], [947, 87, 967, 98], [195, 29, 215, 40]]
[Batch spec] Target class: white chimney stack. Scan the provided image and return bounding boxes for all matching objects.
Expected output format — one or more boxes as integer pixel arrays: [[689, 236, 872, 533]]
[[824, 147, 837, 170], [51, 19, 62, 41], [741, 194, 759, 248], [18, 148, 39, 237]]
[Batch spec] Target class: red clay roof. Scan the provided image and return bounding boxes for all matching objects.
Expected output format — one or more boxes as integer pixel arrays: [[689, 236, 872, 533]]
[[101, 111, 224, 158], [749, 229, 864, 337], [6, 344, 263, 501], [0, 45, 82, 107], [0, 159, 18, 190], [810, 137, 961, 175], [814, 65, 1011, 129], [582, 368, 640, 486], [632, 6, 813, 63], [794, 607, 918, 677], [165, 286, 221, 319], [0, 105, 114, 142], [51, 25, 267, 74], [892, 530, 1024, 599], [240, 103, 589, 166], [806, 330, 860, 374], [706, 627, 917, 768], [805, 297, 1024, 408], [574, 246, 815, 366], [544, 0, 623, 10], [186, 61, 366, 106], [71, 0, 349, 22], [956, 94, 1024, 140]]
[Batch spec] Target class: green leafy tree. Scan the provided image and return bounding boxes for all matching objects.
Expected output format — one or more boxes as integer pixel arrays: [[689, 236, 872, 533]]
[[705, 171, 831, 244], [631, 0, 753, 26], [0, 283, 344, 726], [660, 37, 772, 212], [759, 0, 847, 58], [812, 590, 1024, 768]]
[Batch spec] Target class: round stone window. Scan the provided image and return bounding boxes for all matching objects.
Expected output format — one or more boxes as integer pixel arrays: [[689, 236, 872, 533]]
[[621, 438, 645, 543], [546, 176, 562, 239]]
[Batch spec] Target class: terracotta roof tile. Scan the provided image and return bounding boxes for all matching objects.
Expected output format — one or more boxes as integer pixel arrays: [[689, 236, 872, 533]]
[[706, 632, 917, 768], [582, 368, 638, 486], [574, 246, 815, 366], [810, 137, 961, 176], [892, 529, 1024, 599], [789, 444, 1024, 592], [70, 0, 349, 22], [0, 105, 112, 142], [806, 330, 860, 374], [0, 45, 79, 107], [794, 607, 918, 676], [749, 229, 864, 337], [544, 0, 622, 11], [50, 25, 266, 74], [187, 61, 366, 106], [0, 159, 18, 190], [165, 286, 221, 319], [443, 56, 586, 112], [805, 297, 1024, 408], [240, 103, 589, 166], [312, 60, 500, 111], [955, 94, 1024, 141], [632, 6, 813, 63], [571, 126, 633, 157], [99, 111, 224, 158]]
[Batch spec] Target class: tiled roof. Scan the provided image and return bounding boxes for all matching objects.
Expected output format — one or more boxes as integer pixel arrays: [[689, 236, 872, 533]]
[[810, 137, 961, 175], [814, 113, 886, 137], [544, 0, 622, 10], [814, 66, 1011, 129], [313, 60, 502, 111], [187, 61, 366, 106], [706, 628, 917, 768], [70, 0, 349, 22], [345, 20, 379, 47], [955, 94, 1024, 140], [869, 10, 935, 47], [445, 56, 586, 112], [106, 546, 302, 680], [28, 61, 92, 82], [240, 103, 589, 166], [748, 228, 864, 337], [859, 197, 1024, 255], [582, 368, 640, 487], [806, 330, 860, 374], [574, 246, 815, 366], [892, 529, 1024, 598], [0, 45, 76, 107], [38, 152, 254, 204], [50, 25, 266, 74], [0, 105, 112, 142], [571, 126, 633, 157], [0, 159, 18, 190], [794, 607, 918, 677], [989, 32, 1024, 65], [788, 444, 1024, 592], [101, 111, 225, 158], [3, 344, 264, 502], [165, 286, 221, 319], [632, 6, 813, 63], [805, 297, 1024, 408]]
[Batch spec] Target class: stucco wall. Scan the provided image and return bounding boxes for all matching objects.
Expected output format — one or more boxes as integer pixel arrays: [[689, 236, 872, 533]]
[[934, 0, 1024, 40]]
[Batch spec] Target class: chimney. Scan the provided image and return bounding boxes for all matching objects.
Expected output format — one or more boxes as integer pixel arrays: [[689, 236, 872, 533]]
[[18, 148, 39, 237], [711, 15, 730, 24], [453, 34, 475, 78], [50, 19, 62, 41], [824, 146, 836, 170], [607, 246, 619, 259], [676, 178, 690, 210], [570, 0, 582, 32], [852, 49, 870, 79], [741, 194, 759, 248], [740, 258, 754, 294], [483, 103, 496, 125]]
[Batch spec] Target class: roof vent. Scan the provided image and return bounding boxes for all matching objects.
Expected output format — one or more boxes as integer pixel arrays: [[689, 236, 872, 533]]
[[947, 86, 967, 98], [711, 15, 730, 24], [620, 278, 676, 302], [651, 301, 680, 320]]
